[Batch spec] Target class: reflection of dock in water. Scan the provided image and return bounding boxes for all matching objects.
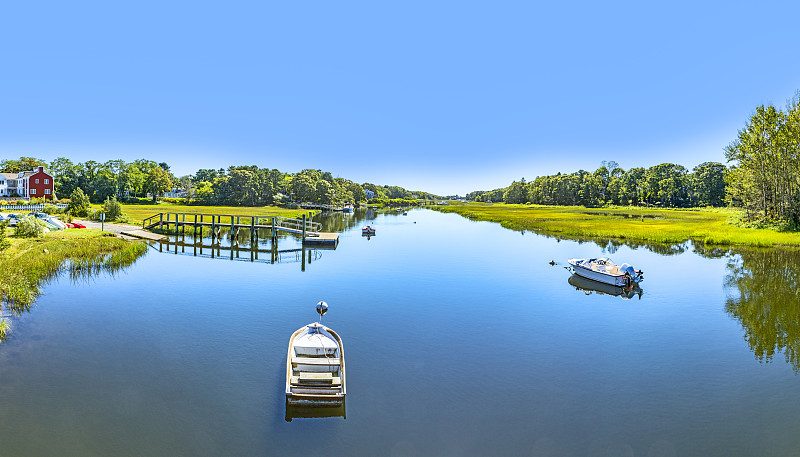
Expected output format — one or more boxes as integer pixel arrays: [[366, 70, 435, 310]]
[[150, 238, 324, 270], [285, 400, 346, 422], [568, 274, 643, 300]]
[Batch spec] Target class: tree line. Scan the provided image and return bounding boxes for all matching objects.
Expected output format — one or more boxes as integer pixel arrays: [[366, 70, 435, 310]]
[[0, 157, 438, 206], [468, 161, 727, 208], [725, 96, 800, 224]]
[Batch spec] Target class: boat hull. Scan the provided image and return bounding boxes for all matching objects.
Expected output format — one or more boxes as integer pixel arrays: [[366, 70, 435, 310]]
[[286, 324, 346, 406]]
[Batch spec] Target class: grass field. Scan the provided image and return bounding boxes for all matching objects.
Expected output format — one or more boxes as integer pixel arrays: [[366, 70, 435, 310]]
[[89, 203, 314, 225], [0, 229, 147, 325], [431, 203, 800, 247]]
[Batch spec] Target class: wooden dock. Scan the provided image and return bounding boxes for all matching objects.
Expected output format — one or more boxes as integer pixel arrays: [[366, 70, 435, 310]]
[[121, 229, 168, 241], [141, 212, 339, 247]]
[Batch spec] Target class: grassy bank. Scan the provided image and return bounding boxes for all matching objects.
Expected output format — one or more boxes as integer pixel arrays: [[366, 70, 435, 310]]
[[0, 230, 148, 336], [88, 203, 314, 225], [431, 203, 800, 247]]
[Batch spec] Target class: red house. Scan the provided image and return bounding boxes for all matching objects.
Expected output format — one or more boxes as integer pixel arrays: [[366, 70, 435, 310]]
[[0, 166, 56, 200]]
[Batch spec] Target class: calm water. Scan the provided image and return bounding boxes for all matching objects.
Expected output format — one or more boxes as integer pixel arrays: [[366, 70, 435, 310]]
[[2, 209, 800, 456]]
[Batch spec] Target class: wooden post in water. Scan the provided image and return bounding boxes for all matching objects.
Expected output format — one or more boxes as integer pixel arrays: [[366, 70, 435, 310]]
[[211, 215, 216, 244], [302, 214, 307, 244], [250, 217, 255, 246], [271, 217, 276, 242], [194, 214, 198, 239], [174, 213, 179, 237], [230, 215, 235, 243]]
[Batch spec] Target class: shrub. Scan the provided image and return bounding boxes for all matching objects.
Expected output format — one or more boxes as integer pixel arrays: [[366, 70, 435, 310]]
[[42, 204, 59, 214], [16, 200, 25, 205], [0, 221, 10, 251], [68, 188, 90, 217], [103, 196, 122, 221], [115, 213, 135, 224], [30, 197, 44, 205], [16, 215, 48, 238]]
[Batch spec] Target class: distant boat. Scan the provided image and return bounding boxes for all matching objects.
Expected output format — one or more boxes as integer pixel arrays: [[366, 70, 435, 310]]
[[362, 225, 376, 234], [402, 212, 407, 216], [342, 204, 354, 214], [286, 302, 346, 406], [567, 257, 643, 287]]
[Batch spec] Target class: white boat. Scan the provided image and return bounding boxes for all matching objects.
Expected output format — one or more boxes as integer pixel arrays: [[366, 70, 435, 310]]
[[362, 225, 375, 234], [567, 257, 643, 287], [286, 302, 346, 406]]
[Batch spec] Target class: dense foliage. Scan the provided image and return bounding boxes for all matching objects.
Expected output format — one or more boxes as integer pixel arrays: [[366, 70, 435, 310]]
[[3, 156, 437, 206], [469, 161, 727, 208], [725, 97, 800, 224], [68, 188, 91, 216]]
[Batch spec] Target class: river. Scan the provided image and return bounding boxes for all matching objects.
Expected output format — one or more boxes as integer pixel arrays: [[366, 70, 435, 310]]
[[1, 208, 799, 456]]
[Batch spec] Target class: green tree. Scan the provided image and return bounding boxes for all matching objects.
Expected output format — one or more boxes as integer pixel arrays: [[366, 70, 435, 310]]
[[691, 162, 727, 206], [0, 157, 47, 173], [102, 196, 122, 221], [68, 188, 91, 217], [144, 167, 173, 202]]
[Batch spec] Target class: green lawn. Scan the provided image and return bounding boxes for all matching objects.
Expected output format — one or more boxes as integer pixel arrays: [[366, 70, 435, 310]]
[[431, 202, 800, 247], [90, 203, 315, 225]]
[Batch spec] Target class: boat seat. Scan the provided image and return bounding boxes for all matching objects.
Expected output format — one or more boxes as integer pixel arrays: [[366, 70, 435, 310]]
[[292, 356, 340, 366], [291, 374, 342, 386]]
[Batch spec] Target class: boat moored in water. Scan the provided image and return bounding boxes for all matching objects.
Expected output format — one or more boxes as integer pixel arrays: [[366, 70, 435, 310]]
[[567, 257, 643, 287], [362, 225, 376, 234], [286, 302, 346, 406]]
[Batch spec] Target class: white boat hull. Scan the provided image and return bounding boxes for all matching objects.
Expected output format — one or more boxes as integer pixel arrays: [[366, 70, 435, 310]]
[[568, 258, 643, 287]]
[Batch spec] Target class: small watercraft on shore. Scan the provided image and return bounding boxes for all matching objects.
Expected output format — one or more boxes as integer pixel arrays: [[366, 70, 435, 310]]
[[286, 301, 346, 406], [567, 257, 643, 287]]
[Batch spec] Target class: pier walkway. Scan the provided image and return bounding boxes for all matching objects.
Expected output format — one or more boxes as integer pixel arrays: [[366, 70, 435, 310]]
[[141, 212, 339, 247]]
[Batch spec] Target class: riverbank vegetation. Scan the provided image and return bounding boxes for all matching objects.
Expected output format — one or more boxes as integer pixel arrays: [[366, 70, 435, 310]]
[[468, 161, 726, 209], [1, 157, 438, 207], [431, 203, 800, 247], [0, 230, 147, 340]]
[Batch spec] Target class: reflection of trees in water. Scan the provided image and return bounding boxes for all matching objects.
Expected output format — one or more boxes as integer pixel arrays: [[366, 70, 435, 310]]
[[724, 248, 800, 372], [691, 240, 730, 259], [313, 209, 392, 233]]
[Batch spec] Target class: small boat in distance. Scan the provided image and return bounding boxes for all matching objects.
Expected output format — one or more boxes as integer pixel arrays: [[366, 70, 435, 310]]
[[286, 301, 346, 406], [567, 257, 643, 287], [362, 225, 376, 234]]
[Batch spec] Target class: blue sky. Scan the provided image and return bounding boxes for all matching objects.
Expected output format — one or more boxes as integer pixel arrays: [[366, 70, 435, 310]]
[[1, 0, 799, 195]]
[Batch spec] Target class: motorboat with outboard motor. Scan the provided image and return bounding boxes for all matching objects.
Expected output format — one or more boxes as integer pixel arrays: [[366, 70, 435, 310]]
[[567, 257, 643, 287]]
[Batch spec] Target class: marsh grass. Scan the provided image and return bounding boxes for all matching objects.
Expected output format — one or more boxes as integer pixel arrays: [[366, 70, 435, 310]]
[[432, 203, 800, 247], [0, 230, 148, 318]]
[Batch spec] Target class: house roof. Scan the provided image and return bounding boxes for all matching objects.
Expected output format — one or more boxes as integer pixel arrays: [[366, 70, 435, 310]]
[[0, 173, 17, 180]]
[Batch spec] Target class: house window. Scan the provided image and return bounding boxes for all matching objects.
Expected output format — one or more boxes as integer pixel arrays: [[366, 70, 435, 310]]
[[45, 189, 51, 194], [35, 179, 39, 184], [30, 189, 36, 195], [44, 179, 49, 184]]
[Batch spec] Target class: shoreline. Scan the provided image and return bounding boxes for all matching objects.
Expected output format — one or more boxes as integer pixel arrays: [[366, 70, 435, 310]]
[[429, 203, 800, 248]]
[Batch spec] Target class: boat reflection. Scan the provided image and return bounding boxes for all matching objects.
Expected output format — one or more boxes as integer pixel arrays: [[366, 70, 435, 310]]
[[285, 400, 346, 422], [568, 274, 643, 300]]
